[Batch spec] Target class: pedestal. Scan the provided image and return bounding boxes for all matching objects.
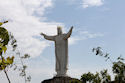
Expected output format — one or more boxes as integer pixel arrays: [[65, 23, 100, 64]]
[[41, 76, 80, 83]]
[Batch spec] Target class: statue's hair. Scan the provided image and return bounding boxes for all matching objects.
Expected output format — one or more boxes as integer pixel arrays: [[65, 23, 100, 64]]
[[57, 26, 62, 29]]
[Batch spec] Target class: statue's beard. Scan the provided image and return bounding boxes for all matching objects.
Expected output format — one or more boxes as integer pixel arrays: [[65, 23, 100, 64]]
[[58, 32, 62, 35], [58, 30, 62, 35]]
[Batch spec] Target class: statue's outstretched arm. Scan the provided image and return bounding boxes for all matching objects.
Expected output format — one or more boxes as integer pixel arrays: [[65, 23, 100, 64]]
[[40, 33, 55, 41], [64, 26, 73, 39]]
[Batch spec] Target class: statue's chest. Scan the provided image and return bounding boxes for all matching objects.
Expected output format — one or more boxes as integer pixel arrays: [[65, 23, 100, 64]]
[[55, 35, 66, 44]]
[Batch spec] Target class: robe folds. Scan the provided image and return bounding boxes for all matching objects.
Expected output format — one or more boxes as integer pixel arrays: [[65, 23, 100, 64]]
[[43, 28, 72, 76]]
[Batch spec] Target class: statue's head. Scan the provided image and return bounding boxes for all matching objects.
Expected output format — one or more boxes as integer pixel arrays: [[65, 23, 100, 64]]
[[57, 26, 62, 35]]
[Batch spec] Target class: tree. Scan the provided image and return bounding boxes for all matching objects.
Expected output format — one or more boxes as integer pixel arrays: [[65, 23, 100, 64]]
[[71, 47, 125, 83], [92, 47, 125, 83], [0, 21, 14, 83], [0, 21, 31, 83], [112, 56, 125, 82], [80, 70, 111, 83]]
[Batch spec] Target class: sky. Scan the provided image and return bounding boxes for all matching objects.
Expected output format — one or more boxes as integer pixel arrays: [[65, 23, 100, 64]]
[[0, 0, 125, 83]]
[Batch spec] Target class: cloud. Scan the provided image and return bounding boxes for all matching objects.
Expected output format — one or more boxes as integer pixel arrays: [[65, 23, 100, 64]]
[[79, 31, 103, 38], [82, 0, 104, 8], [0, 0, 64, 57], [68, 30, 103, 45], [69, 37, 80, 45], [0, 0, 104, 58]]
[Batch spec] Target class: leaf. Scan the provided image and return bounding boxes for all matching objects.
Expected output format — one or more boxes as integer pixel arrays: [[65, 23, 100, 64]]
[[104, 53, 109, 57], [0, 65, 6, 70], [0, 59, 2, 64], [0, 22, 3, 26], [2, 46, 7, 53], [0, 43, 3, 48], [0, 21, 8, 26], [0, 27, 9, 46], [21, 54, 30, 59], [3, 21, 8, 24], [6, 56, 14, 64]]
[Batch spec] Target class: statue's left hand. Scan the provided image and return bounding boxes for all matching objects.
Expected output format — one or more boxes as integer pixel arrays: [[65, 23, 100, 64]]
[[71, 26, 73, 30]]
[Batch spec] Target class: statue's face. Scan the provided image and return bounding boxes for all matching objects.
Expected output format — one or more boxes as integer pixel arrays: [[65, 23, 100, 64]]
[[57, 27, 62, 35]]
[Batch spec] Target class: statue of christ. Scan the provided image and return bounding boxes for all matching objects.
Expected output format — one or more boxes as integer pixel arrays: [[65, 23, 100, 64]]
[[40, 26, 73, 76]]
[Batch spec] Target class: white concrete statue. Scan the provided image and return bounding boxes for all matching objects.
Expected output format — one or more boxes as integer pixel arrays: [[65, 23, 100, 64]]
[[40, 26, 73, 77]]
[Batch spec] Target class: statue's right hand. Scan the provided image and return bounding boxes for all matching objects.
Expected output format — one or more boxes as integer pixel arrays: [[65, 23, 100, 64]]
[[40, 33, 45, 36]]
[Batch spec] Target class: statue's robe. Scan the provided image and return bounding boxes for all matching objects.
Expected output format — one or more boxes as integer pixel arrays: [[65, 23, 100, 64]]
[[43, 31, 72, 76]]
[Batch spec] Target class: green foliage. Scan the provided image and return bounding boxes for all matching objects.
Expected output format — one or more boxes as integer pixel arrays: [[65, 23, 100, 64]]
[[0, 21, 13, 83], [0, 22, 3, 26], [100, 70, 111, 83], [92, 47, 125, 82], [112, 60, 125, 82], [0, 21, 31, 83], [0, 56, 14, 70], [81, 72, 95, 82], [2, 46, 7, 53], [21, 54, 30, 59], [70, 79, 81, 83], [0, 21, 14, 71], [17, 52, 31, 82], [0, 21, 9, 46], [74, 47, 125, 83], [81, 70, 111, 83], [92, 47, 110, 61]]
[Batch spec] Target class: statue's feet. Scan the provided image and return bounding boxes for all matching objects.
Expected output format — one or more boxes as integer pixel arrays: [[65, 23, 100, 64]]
[[55, 73, 68, 77], [56, 69, 67, 77]]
